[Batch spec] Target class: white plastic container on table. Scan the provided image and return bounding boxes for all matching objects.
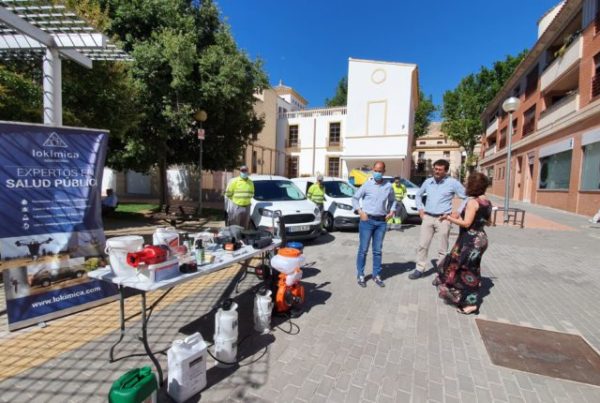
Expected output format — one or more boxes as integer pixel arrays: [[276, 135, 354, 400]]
[[105, 235, 144, 278]]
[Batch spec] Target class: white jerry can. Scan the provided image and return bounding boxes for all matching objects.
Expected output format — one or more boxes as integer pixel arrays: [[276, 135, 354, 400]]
[[167, 332, 208, 402], [214, 299, 238, 367], [253, 288, 273, 334]]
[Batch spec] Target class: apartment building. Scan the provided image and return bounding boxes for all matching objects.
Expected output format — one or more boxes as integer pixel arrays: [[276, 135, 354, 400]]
[[280, 58, 419, 179], [411, 122, 463, 185], [479, 0, 600, 216]]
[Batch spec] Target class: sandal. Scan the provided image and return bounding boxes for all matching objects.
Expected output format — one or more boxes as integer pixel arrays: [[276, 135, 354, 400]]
[[457, 305, 479, 315]]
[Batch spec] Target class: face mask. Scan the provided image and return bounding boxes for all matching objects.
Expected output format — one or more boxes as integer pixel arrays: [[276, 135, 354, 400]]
[[240, 172, 248, 179], [373, 172, 383, 181]]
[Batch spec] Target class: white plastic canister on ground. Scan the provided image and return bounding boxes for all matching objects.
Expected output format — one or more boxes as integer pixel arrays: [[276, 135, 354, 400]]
[[214, 300, 238, 367], [153, 227, 179, 251], [253, 288, 273, 334], [105, 236, 144, 278], [167, 332, 208, 403]]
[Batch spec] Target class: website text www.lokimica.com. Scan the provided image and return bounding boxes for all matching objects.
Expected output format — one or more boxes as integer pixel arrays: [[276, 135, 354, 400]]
[[31, 287, 103, 308]]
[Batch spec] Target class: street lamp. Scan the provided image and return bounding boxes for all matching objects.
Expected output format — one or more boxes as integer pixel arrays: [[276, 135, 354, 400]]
[[501, 96, 520, 223], [193, 110, 208, 215]]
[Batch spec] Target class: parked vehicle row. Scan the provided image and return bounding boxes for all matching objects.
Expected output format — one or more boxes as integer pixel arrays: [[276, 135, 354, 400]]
[[227, 174, 425, 241]]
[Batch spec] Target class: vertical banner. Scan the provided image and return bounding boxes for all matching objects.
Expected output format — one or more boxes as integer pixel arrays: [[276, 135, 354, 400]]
[[0, 122, 118, 331]]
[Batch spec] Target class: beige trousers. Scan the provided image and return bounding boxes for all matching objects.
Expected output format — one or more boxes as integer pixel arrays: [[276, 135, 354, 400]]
[[416, 214, 452, 272]]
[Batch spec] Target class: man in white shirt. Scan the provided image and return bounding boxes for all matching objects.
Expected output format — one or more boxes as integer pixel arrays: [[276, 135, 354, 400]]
[[102, 188, 118, 214]]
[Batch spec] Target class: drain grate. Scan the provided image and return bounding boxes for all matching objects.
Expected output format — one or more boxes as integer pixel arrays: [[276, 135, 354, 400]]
[[476, 319, 600, 386]]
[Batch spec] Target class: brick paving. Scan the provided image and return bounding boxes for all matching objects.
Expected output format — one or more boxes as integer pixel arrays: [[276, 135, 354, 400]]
[[1, 202, 600, 402]]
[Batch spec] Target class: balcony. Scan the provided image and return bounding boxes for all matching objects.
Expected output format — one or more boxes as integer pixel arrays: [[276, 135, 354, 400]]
[[285, 138, 301, 151], [279, 106, 347, 119], [538, 91, 579, 130], [486, 117, 498, 137], [484, 145, 497, 158], [540, 34, 582, 92]]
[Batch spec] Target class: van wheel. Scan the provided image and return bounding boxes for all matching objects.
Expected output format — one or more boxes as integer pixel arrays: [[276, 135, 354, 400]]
[[41, 278, 51, 287], [75, 271, 85, 278], [324, 213, 334, 232]]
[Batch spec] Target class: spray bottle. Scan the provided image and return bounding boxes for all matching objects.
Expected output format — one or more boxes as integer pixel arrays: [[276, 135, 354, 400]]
[[195, 239, 204, 266], [213, 299, 238, 367]]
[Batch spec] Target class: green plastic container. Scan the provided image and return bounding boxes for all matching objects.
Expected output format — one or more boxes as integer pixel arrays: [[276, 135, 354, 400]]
[[109, 366, 157, 403]]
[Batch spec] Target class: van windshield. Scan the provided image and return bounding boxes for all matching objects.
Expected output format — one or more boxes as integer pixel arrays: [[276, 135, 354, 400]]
[[324, 181, 356, 198], [254, 180, 306, 201]]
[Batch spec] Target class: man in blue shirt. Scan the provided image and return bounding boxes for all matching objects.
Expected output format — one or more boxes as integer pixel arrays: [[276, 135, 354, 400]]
[[408, 159, 466, 280], [352, 161, 396, 288]]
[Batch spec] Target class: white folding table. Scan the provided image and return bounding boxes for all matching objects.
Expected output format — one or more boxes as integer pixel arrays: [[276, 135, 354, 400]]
[[88, 240, 281, 385]]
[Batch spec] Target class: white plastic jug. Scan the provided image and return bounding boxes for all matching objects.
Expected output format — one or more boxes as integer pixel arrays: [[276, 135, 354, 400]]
[[105, 236, 144, 278], [214, 300, 238, 366], [153, 227, 179, 251], [167, 332, 208, 403], [253, 289, 273, 334]]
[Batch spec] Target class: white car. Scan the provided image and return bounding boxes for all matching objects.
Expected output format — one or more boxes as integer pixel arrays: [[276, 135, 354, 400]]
[[381, 176, 426, 221], [248, 175, 322, 240], [291, 177, 359, 231]]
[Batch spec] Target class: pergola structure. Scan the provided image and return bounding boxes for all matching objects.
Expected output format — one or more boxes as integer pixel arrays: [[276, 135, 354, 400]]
[[0, 0, 131, 125]]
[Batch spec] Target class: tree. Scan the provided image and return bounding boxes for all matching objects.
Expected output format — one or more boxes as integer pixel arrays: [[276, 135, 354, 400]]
[[325, 76, 347, 107], [414, 90, 436, 138], [96, 0, 268, 204], [0, 65, 42, 122], [441, 50, 527, 174]]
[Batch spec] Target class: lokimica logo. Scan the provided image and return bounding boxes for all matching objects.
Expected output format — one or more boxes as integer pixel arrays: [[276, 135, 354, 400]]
[[32, 132, 79, 159], [43, 132, 68, 148]]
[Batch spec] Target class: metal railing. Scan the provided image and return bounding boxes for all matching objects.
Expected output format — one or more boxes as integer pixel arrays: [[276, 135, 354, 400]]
[[279, 106, 347, 119]]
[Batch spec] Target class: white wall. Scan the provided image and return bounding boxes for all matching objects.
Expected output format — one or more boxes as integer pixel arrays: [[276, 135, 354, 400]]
[[346, 59, 415, 139], [101, 167, 116, 196], [344, 59, 416, 164]]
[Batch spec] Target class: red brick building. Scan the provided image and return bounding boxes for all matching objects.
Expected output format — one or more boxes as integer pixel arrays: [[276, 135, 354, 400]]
[[479, 0, 600, 216]]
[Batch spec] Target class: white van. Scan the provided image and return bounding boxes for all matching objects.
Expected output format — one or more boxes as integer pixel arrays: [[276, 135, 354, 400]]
[[291, 177, 359, 231], [247, 175, 322, 240]]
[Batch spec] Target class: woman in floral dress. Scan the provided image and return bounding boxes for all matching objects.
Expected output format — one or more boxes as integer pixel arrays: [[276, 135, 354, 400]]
[[434, 173, 492, 315]]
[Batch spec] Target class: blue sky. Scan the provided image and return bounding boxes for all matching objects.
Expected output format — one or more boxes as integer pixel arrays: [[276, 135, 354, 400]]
[[217, 0, 560, 111]]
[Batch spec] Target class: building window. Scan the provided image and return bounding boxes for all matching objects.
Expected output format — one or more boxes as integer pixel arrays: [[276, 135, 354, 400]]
[[523, 106, 536, 136], [581, 142, 600, 190], [329, 122, 341, 146], [512, 118, 519, 137], [288, 125, 298, 147], [327, 157, 340, 177], [593, 53, 600, 99], [539, 150, 572, 190], [418, 151, 425, 160], [525, 65, 539, 97], [513, 85, 521, 97], [252, 150, 258, 173], [443, 151, 450, 159], [287, 156, 298, 178], [419, 141, 426, 145]]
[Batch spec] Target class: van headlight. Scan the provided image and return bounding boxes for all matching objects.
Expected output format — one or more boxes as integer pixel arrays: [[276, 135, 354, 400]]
[[407, 194, 416, 199], [258, 208, 274, 217], [314, 207, 320, 216], [336, 202, 353, 210]]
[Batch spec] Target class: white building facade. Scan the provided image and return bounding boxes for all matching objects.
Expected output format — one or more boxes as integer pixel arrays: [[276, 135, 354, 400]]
[[279, 58, 419, 179]]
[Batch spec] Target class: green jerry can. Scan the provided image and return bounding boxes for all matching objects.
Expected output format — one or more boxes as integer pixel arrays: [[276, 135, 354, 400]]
[[109, 366, 158, 403]]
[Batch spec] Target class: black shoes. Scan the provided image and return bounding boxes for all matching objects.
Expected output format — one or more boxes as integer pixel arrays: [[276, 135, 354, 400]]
[[373, 276, 385, 287], [408, 270, 424, 280], [357, 275, 385, 287]]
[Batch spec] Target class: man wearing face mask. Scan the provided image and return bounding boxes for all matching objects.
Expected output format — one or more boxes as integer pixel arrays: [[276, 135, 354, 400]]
[[408, 159, 466, 280], [225, 165, 254, 229], [352, 161, 396, 288]]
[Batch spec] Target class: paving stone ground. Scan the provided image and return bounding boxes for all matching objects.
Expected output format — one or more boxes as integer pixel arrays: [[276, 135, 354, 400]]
[[1, 199, 600, 402]]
